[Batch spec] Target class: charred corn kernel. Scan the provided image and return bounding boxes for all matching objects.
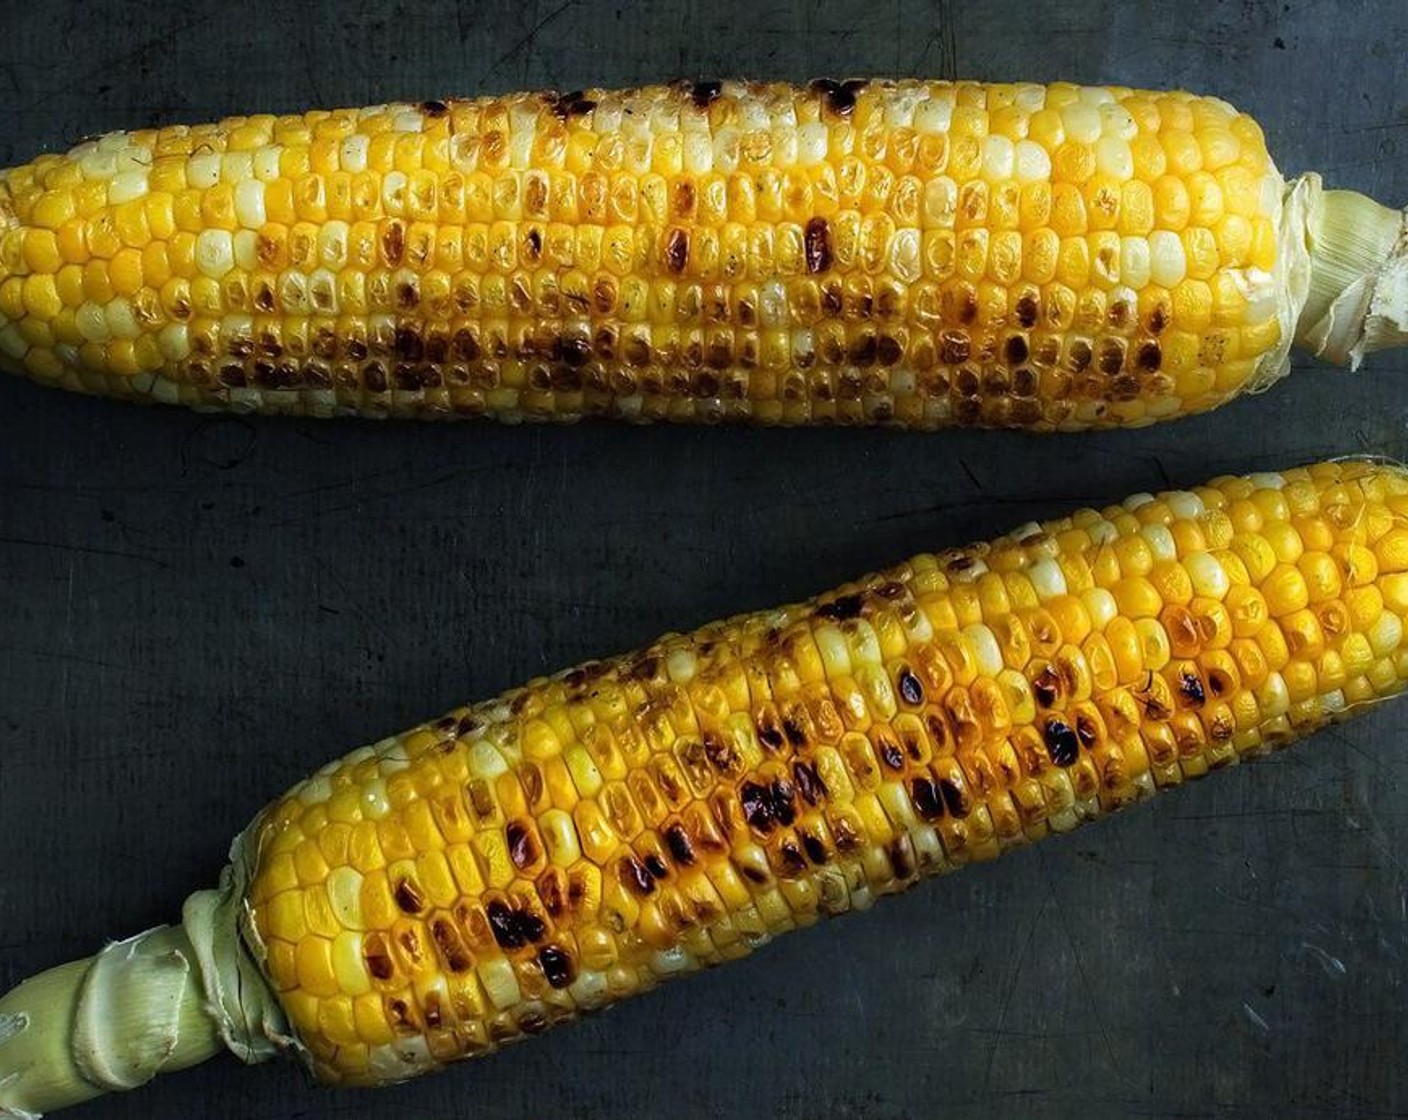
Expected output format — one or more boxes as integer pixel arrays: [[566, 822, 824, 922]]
[[226, 461, 1408, 1088], [0, 80, 1325, 427]]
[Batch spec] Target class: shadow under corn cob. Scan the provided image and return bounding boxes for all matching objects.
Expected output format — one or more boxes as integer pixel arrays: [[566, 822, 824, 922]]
[[3, 457, 1408, 1114], [0, 80, 1403, 426]]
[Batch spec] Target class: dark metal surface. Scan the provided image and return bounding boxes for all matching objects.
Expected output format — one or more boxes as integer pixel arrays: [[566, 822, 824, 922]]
[[1, 3, 1407, 1117]]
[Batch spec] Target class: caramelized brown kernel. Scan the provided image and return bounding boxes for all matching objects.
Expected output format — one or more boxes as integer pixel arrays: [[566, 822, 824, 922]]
[[394, 877, 426, 915], [805, 217, 833, 274], [910, 777, 945, 820]]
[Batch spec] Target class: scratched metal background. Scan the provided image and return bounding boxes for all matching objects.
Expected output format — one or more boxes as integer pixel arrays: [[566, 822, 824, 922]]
[[0, 2, 1406, 1118]]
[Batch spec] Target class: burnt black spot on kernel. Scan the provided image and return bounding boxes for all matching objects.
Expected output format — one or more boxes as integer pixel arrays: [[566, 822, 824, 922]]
[[485, 900, 524, 949], [877, 335, 903, 365], [756, 715, 785, 751], [421, 99, 449, 117], [538, 944, 575, 988], [781, 717, 808, 748], [665, 228, 690, 273], [618, 855, 656, 895], [821, 283, 844, 317], [849, 333, 878, 366], [879, 739, 905, 771], [888, 836, 915, 879], [394, 326, 424, 362], [1016, 294, 1039, 328], [643, 852, 670, 880], [430, 917, 474, 972], [561, 336, 591, 367], [393, 877, 425, 914], [1004, 335, 1029, 366], [910, 777, 944, 820], [665, 824, 696, 865], [792, 761, 827, 805], [1180, 672, 1206, 706], [740, 781, 775, 833], [547, 90, 597, 119], [1076, 716, 1100, 749], [800, 830, 829, 864], [805, 217, 833, 274], [897, 667, 924, 706], [525, 228, 542, 256], [1069, 340, 1093, 373], [1149, 305, 1169, 334], [218, 365, 247, 388], [1136, 341, 1162, 372], [777, 839, 807, 877], [687, 79, 723, 109], [939, 330, 971, 365], [816, 593, 863, 621], [1097, 339, 1126, 376], [810, 77, 868, 115], [1043, 719, 1080, 767], [364, 933, 396, 980], [386, 997, 415, 1031], [939, 778, 970, 817], [739, 861, 770, 885], [506, 822, 538, 870], [382, 221, 406, 265], [1032, 665, 1061, 708], [770, 778, 798, 826]]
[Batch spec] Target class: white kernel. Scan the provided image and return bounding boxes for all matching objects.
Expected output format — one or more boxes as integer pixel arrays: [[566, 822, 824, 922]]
[[1141, 524, 1177, 562], [888, 228, 921, 284], [1248, 472, 1286, 491], [1014, 139, 1052, 183], [114, 146, 150, 174], [712, 128, 740, 174], [1061, 103, 1102, 144], [234, 179, 267, 228], [308, 269, 339, 313], [1321, 689, 1348, 714], [107, 170, 148, 205], [467, 739, 508, 778], [393, 110, 424, 133], [157, 323, 189, 361], [1149, 230, 1187, 288], [318, 221, 349, 268], [1099, 103, 1138, 140], [914, 96, 954, 133], [591, 101, 623, 132], [186, 152, 221, 189], [1078, 86, 1116, 105], [568, 970, 610, 1009], [758, 279, 788, 328], [1095, 136, 1133, 180], [1186, 552, 1231, 599], [771, 127, 798, 166], [814, 624, 852, 677], [253, 145, 283, 181], [1086, 519, 1119, 545], [279, 270, 310, 314], [296, 775, 332, 805], [683, 131, 714, 174], [1028, 557, 1068, 600], [76, 303, 110, 342], [194, 230, 233, 279], [1123, 492, 1156, 510], [233, 230, 258, 271], [964, 624, 1004, 677], [797, 122, 829, 166], [1015, 84, 1047, 112], [478, 958, 521, 1010], [96, 132, 128, 153], [664, 647, 697, 683], [923, 177, 958, 227], [1082, 587, 1119, 629], [1370, 612, 1403, 657], [381, 170, 407, 215], [340, 134, 370, 173], [105, 298, 139, 339], [1119, 238, 1151, 290], [982, 135, 1016, 181], [509, 128, 534, 169], [1166, 490, 1205, 519]]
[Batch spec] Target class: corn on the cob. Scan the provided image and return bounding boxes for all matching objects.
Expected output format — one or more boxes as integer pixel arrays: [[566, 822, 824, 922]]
[[3, 457, 1408, 1114], [0, 81, 1403, 428]]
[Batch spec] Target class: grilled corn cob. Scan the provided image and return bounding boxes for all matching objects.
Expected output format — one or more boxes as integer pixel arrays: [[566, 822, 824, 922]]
[[0, 80, 1403, 428], [4, 457, 1408, 1114]]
